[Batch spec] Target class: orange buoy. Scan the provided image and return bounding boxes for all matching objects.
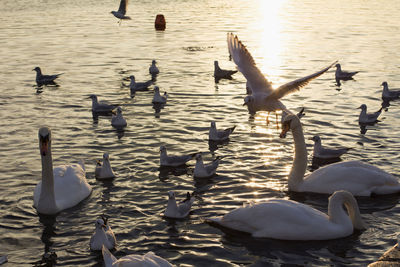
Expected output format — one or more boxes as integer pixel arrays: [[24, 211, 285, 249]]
[[155, 14, 166, 31]]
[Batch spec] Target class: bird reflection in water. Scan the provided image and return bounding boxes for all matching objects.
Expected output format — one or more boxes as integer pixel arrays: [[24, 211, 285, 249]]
[[34, 214, 57, 266]]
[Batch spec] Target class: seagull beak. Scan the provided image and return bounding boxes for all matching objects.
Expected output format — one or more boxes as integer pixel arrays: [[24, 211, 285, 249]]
[[357, 105, 362, 109], [308, 137, 313, 140], [243, 102, 247, 106], [111, 108, 117, 115]]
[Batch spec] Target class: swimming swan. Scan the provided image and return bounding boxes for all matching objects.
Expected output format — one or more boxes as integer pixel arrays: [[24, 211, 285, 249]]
[[208, 190, 365, 240], [280, 114, 400, 196], [33, 127, 92, 215]]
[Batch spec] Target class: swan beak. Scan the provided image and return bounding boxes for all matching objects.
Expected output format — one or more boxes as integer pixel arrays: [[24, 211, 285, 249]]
[[279, 124, 290, 138], [243, 102, 247, 106]]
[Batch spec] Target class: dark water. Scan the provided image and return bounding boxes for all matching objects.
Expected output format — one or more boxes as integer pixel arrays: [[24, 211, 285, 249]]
[[1, 0, 400, 266]]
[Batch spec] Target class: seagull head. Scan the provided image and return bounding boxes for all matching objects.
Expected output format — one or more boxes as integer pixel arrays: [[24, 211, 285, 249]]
[[129, 75, 135, 81], [195, 153, 203, 161], [243, 95, 254, 106], [39, 127, 51, 156], [214, 61, 219, 67], [88, 94, 97, 100], [335, 63, 341, 69], [159, 145, 166, 154], [358, 104, 367, 110], [33, 67, 41, 72], [103, 153, 110, 161], [210, 121, 216, 128], [95, 218, 106, 229], [381, 81, 388, 87], [168, 191, 175, 199], [154, 86, 160, 92], [152, 59, 157, 65], [310, 135, 321, 143]]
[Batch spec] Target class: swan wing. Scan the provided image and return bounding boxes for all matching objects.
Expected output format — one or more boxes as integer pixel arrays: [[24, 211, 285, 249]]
[[53, 163, 92, 210], [112, 252, 172, 266], [227, 33, 273, 95], [304, 161, 400, 196], [268, 61, 337, 100], [216, 199, 348, 240]]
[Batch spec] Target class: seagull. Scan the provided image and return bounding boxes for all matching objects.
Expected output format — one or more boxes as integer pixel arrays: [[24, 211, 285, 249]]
[[335, 63, 358, 80], [102, 245, 172, 267], [193, 153, 221, 178], [381, 81, 400, 101], [214, 60, 237, 80], [159, 146, 197, 167], [227, 33, 336, 124], [33, 67, 63, 85], [111, 107, 127, 128], [164, 191, 195, 219], [128, 75, 153, 94], [209, 121, 235, 141], [310, 135, 351, 159], [89, 95, 118, 113], [90, 216, 116, 251], [358, 104, 382, 124], [95, 153, 116, 179], [149, 60, 160, 76], [110, 0, 131, 24], [152, 86, 167, 104]]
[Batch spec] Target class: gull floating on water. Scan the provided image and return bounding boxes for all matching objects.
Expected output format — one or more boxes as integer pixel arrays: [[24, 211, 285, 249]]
[[310, 135, 351, 159], [33, 67, 63, 86], [381, 81, 400, 101], [227, 33, 336, 124], [89, 95, 118, 113], [128, 75, 153, 95], [152, 86, 167, 104], [102, 245, 172, 267], [111, 107, 127, 129], [159, 146, 197, 167], [164, 191, 195, 219], [90, 216, 116, 251], [111, 0, 131, 24], [335, 63, 358, 81], [194, 153, 221, 178], [149, 60, 160, 76], [358, 104, 382, 124], [95, 153, 116, 179], [214, 60, 237, 80], [209, 121, 235, 141]]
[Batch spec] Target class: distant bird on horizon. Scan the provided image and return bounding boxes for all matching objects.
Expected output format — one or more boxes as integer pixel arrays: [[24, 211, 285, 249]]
[[149, 60, 160, 76], [214, 60, 237, 80], [381, 81, 400, 101], [33, 67, 63, 86], [335, 63, 358, 81], [358, 104, 382, 124], [209, 121, 236, 142], [310, 135, 351, 159], [227, 33, 336, 125], [111, 0, 131, 24]]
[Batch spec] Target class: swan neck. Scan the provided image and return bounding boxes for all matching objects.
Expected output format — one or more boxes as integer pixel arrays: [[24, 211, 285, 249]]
[[288, 122, 308, 191], [39, 148, 57, 213], [328, 192, 365, 230]]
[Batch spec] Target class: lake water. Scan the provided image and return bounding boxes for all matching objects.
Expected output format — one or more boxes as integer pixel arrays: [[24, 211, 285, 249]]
[[1, 0, 400, 266]]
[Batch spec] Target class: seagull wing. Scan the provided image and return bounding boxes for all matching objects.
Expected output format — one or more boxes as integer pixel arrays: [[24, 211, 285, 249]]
[[118, 0, 128, 14], [268, 61, 337, 100], [227, 33, 273, 95]]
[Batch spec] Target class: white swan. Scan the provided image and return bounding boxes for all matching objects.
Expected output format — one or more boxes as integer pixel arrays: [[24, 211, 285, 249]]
[[33, 127, 92, 215], [95, 153, 116, 179], [90, 216, 116, 251], [280, 114, 400, 196], [164, 191, 195, 219], [208, 190, 365, 240], [102, 245, 172, 267]]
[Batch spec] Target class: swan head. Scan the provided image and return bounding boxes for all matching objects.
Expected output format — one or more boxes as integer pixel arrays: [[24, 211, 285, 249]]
[[243, 95, 254, 106], [358, 104, 367, 110], [381, 81, 388, 87], [210, 121, 216, 128], [279, 114, 300, 138], [168, 191, 176, 199], [39, 127, 51, 156]]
